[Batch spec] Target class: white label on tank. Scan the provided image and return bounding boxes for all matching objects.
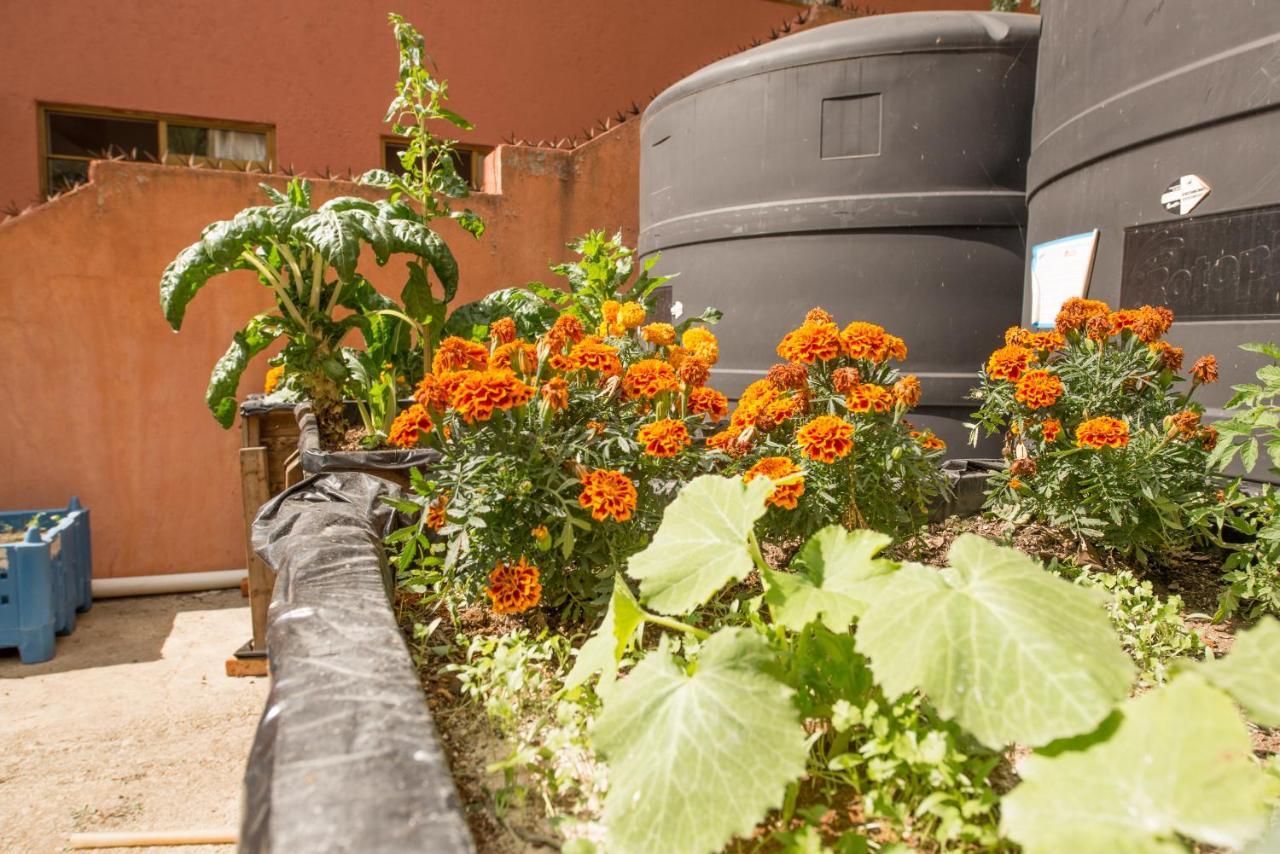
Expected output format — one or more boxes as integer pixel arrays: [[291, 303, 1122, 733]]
[[1161, 175, 1211, 216], [1029, 230, 1100, 330]]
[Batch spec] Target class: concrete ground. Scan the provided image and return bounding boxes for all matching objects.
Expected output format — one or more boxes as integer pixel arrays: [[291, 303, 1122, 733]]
[[0, 589, 268, 853]]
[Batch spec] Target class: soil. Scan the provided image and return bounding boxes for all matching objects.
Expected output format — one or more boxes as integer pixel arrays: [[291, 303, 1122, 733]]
[[0, 590, 268, 854]]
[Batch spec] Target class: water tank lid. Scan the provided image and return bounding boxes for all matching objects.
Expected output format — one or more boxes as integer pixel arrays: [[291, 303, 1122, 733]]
[[646, 11, 1040, 117]]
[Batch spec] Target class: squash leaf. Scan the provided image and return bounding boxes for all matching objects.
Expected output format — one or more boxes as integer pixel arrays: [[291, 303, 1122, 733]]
[[854, 534, 1134, 748], [626, 475, 771, 616], [1001, 674, 1275, 853], [762, 526, 896, 632], [563, 575, 645, 695], [593, 629, 808, 854], [1192, 617, 1280, 726]]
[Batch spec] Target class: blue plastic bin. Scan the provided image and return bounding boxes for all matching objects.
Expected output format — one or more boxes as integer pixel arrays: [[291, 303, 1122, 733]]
[[0, 498, 92, 663]]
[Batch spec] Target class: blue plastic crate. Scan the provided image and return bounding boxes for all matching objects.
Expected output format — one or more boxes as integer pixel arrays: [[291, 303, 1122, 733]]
[[0, 498, 92, 664]]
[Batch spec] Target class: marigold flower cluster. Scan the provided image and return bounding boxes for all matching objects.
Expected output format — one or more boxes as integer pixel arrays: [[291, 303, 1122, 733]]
[[637, 418, 692, 458], [485, 557, 542, 615], [623, 359, 679, 400], [743, 456, 805, 510], [1014, 369, 1064, 410], [450, 369, 535, 423], [388, 403, 434, 449], [987, 345, 1036, 382], [577, 468, 639, 522], [1075, 416, 1130, 450], [796, 415, 855, 463]]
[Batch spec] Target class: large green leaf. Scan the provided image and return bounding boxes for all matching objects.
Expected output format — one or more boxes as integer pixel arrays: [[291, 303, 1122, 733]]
[[854, 534, 1133, 748], [199, 206, 276, 266], [206, 314, 282, 428], [443, 288, 557, 341], [292, 210, 362, 281], [564, 575, 646, 695], [159, 242, 216, 330], [626, 475, 771, 616], [593, 629, 809, 854], [1193, 617, 1280, 726], [1001, 674, 1275, 853], [763, 527, 896, 633], [380, 216, 459, 300]]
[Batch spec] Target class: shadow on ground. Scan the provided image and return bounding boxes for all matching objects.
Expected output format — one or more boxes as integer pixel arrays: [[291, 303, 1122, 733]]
[[0, 589, 246, 677]]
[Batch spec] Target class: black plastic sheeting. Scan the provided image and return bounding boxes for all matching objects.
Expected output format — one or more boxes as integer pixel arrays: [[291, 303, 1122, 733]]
[[241, 471, 472, 854], [929, 458, 1002, 522], [295, 404, 440, 477]]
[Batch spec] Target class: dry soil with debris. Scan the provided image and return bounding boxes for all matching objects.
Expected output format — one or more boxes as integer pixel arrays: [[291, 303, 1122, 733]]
[[0, 590, 268, 853]]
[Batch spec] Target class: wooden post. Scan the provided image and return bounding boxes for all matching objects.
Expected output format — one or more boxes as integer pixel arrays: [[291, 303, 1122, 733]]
[[239, 446, 273, 657]]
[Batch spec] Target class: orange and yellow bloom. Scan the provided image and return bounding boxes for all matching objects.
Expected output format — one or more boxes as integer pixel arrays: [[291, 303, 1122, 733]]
[[986, 345, 1036, 382], [433, 336, 489, 374], [744, 456, 805, 510], [777, 321, 842, 364], [796, 415, 855, 463], [577, 468, 638, 522], [450, 369, 534, 423], [388, 403, 434, 448], [1014, 369, 1064, 410], [486, 557, 542, 615], [1075, 416, 1129, 450], [623, 359, 679, 400], [637, 419, 692, 458]]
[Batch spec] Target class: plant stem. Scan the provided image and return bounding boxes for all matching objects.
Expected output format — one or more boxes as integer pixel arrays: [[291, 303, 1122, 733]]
[[310, 251, 324, 311], [747, 531, 772, 577], [644, 613, 709, 641], [241, 250, 309, 333]]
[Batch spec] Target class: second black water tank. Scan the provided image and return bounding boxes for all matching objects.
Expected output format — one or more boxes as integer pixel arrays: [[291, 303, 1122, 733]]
[[639, 11, 1041, 450]]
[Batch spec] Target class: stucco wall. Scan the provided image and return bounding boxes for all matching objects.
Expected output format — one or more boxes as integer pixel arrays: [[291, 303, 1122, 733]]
[[0, 123, 637, 578]]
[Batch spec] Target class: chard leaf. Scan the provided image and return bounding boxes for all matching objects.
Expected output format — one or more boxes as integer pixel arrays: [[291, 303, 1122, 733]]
[[564, 575, 645, 695], [763, 526, 895, 632], [159, 242, 216, 330], [206, 314, 282, 428], [292, 210, 362, 281], [626, 475, 771, 615], [854, 534, 1133, 748], [1001, 674, 1275, 853], [593, 629, 808, 854], [1192, 617, 1280, 725]]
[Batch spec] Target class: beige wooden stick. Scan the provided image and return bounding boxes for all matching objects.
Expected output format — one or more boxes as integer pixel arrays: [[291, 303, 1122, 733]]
[[68, 829, 238, 849]]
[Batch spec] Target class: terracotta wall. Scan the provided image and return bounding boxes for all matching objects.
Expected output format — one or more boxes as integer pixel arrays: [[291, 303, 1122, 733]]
[[0, 123, 638, 578]]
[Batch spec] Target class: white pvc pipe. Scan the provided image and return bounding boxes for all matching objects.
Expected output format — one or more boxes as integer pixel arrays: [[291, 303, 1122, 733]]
[[91, 569, 248, 599]]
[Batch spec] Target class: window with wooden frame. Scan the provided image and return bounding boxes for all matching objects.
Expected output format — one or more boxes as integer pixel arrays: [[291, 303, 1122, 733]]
[[382, 137, 489, 191], [39, 105, 275, 196]]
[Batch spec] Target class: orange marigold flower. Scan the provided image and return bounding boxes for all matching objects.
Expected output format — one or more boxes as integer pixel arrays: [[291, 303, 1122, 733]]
[[688, 386, 729, 421], [618, 301, 646, 330], [1004, 326, 1029, 346], [602, 300, 621, 327], [805, 307, 836, 325], [1127, 306, 1173, 343], [1200, 426, 1219, 451], [707, 427, 748, 456], [730, 379, 779, 430], [1055, 297, 1111, 334], [577, 468, 638, 522], [986, 345, 1036, 382], [910, 429, 947, 451], [1149, 341, 1185, 373], [766, 362, 809, 391], [540, 376, 569, 410], [1041, 418, 1063, 443], [586, 420, 607, 436], [623, 359, 680, 399], [831, 366, 862, 394], [840, 321, 890, 362], [433, 336, 489, 374], [264, 365, 284, 394], [568, 336, 623, 376], [450, 369, 535, 423], [796, 415, 855, 463], [1085, 314, 1113, 341], [893, 374, 922, 408], [1076, 416, 1130, 450], [759, 393, 806, 431], [1010, 457, 1038, 477], [489, 317, 517, 346], [486, 557, 542, 615], [1167, 409, 1201, 439], [1029, 330, 1065, 352], [489, 341, 538, 373], [682, 327, 719, 365], [544, 314, 586, 352], [885, 334, 908, 361], [846, 383, 895, 414], [642, 322, 676, 346], [388, 403, 434, 448], [1191, 355, 1219, 384], [1009, 478, 1025, 490], [426, 494, 449, 531], [1014, 369, 1064, 410], [744, 456, 805, 510], [676, 354, 711, 388], [1107, 309, 1145, 338], [777, 321, 842, 364], [637, 419, 691, 458]]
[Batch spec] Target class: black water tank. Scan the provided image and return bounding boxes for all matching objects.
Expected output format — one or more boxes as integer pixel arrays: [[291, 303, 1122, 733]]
[[1025, 0, 1280, 420], [639, 11, 1041, 451]]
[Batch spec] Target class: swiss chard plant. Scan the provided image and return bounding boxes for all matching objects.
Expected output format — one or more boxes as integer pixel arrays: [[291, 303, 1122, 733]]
[[566, 475, 1279, 853], [159, 12, 481, 441]]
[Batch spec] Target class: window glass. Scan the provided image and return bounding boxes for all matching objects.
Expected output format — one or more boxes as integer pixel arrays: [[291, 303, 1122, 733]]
[[383, 141, 481, 188], [48, 112, 158, 159], [168, 125, 267, 161], [48, 158, 90, 194]]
